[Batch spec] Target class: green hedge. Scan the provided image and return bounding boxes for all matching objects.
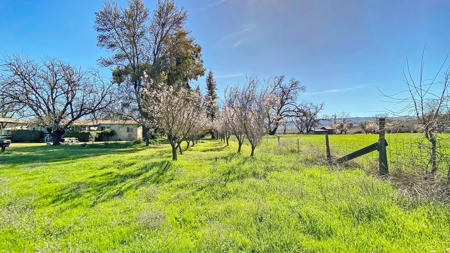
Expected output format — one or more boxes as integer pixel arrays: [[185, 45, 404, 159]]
[[63, 131, 90, 142], [90, 129, 117, 141], [102, 129, 116, 138], [11, 130, 44, 143]]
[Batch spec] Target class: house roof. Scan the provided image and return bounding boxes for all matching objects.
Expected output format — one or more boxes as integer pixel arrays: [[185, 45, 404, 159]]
[[321, 126, 335, 130], [1, 118, 141, 128], [0, 117, 28, 124], [71, 120, 140, 126]]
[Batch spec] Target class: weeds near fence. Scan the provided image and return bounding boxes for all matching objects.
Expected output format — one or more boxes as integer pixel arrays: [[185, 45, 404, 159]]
[[260, 133, 450, 205]]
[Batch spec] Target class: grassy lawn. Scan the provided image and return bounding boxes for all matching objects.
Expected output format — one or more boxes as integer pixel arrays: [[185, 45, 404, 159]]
[[0, 135, 449, 252]]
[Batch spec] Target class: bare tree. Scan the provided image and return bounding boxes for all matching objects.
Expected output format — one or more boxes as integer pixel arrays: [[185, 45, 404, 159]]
[[0, 97, 25, 129], [359, 121, 368, 134], [381, 49, 450, 174], [292, 102, 324, 134], [338, 111, 351, 123], [267, 76, 305, 135], [0, 55, 115, 145], [148, 0, 189, 79]]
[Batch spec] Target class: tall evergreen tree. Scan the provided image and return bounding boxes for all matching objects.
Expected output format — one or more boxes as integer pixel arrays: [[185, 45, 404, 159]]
[[205, 70, 218, 138], [206, 70, 219, 139], [205, 70, 218, 120]]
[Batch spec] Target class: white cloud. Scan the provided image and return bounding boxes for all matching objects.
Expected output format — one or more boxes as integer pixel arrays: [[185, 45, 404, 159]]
[[195, 0, 227, 12], [232, 41, 242, 47], [215, 73, 244, 78], [305, 85, 364, 95], [217, 23, 256, 47]]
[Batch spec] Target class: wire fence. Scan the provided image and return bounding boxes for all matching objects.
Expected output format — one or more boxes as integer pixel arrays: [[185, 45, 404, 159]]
[[260, 133, 450, 177], [385, 134, 450, 175]]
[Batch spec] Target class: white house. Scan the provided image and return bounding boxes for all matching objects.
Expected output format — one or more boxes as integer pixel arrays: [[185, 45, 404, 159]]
[[71, 120, 143, 141]]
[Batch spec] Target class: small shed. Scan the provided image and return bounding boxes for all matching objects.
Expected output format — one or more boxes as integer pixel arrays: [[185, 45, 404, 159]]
[[314, 126, 335, 134]]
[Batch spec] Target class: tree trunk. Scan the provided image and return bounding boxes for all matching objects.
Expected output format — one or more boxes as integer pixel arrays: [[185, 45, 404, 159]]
[[171, 143, 178, 161], [430, 138, 438, 174], [211, 130, 216, 139], [186, 139, 190, 149], [49, 128, 65, 146], [178, 143, 183, 155], [237, 140, 243, 153], [250, 145, 256, 157], [168, 135, 178, 161], [447, 165, 450, 185], [226, 136, 230, 146], [143, 126, 150, 146], [269, 125, 278, 135]]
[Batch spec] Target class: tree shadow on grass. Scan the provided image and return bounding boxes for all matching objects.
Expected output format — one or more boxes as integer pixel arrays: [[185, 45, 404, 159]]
[[196, 144, 230, 153], [205, 151, 245, 162], [48, 160, 172, 209], [0, 142, 146, 168], [220, 156, 256, 182]]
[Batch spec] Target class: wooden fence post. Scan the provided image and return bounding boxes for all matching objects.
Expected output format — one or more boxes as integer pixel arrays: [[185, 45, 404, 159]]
[[297, 138, 300, 154], [378, 118, 389, 176], [325, 134, 332, 166]]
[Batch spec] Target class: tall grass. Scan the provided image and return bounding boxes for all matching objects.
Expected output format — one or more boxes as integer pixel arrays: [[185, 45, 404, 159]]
[[0, 138, 449, 252]]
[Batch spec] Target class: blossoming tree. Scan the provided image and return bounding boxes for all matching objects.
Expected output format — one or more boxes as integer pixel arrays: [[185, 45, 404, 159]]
[[142, 77, 205, 160], [224, 76, 278, 156]]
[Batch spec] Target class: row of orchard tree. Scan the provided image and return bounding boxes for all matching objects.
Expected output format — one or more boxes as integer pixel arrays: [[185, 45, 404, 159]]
[[139, 71, 315, 160]]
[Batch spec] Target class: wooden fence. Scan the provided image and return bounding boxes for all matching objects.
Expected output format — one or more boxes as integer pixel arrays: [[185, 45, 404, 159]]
[[326, 118, 388, 175]]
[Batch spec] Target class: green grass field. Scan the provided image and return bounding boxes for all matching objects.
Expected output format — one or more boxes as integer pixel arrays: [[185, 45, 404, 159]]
[[1, 134, 449, 252]]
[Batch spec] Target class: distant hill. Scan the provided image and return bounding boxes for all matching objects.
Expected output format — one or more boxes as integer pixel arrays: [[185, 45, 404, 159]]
[[280, 116, 413, 132]]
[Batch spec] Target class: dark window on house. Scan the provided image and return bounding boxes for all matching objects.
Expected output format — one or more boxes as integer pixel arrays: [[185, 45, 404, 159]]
[[127, 127, 133, 133]]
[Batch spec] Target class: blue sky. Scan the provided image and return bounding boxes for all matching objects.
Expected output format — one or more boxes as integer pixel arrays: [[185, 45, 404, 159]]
[[1, 0, 450, 117]]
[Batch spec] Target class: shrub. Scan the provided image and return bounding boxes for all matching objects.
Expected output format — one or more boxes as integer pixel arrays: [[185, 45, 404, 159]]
[[11, 130, 43, 143], [102, 129, 116, 138], [95, 129, 116, 141]]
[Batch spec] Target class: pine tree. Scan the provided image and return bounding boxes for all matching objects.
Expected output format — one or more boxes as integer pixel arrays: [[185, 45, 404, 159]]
[[205, 70, 218, 120], [205, 70, 218, 138]]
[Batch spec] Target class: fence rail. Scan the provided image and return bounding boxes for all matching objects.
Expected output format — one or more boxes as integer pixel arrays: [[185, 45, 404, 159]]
[[260, 128, 450, 177]]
